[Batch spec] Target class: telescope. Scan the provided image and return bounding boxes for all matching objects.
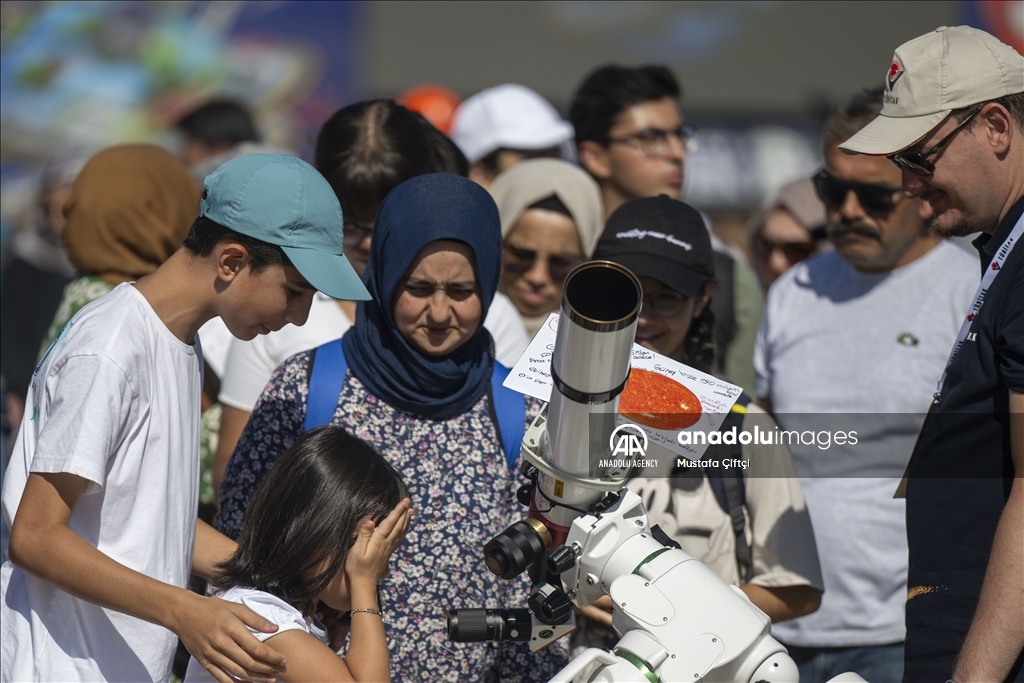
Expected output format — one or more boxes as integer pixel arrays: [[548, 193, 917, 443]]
[[448, 261, 866, 683]]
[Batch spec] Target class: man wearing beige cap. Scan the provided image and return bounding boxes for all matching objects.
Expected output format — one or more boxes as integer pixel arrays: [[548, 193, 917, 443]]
[[841, 26, 1024, 683]]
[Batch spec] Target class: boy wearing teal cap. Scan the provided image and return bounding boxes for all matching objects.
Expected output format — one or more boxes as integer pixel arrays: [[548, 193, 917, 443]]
[[1, 154, 368, 683]]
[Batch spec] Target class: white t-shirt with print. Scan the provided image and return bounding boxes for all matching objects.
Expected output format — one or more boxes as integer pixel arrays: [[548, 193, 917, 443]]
[[219, 291, 530, 412], [0, 283, 202, 683], [183, 586, 328, 683]]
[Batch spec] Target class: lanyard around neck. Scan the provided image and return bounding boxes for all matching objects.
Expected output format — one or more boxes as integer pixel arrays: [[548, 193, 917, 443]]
[[933, 211, 1024, 402]]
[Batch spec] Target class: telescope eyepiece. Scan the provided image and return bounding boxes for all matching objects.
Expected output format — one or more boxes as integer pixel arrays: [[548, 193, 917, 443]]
[[484, 519, 553, 580]]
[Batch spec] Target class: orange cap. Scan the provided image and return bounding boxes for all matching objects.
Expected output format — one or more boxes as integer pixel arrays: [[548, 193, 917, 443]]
[[399, 85, 462, 134]]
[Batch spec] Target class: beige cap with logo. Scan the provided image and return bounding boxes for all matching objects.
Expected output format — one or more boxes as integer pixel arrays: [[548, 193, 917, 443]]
[[841, 26, 1024, 156]]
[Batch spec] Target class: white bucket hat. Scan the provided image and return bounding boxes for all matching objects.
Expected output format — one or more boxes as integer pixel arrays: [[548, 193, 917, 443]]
[[841, 26, 1024, 156], [451, 84, 574, 163]]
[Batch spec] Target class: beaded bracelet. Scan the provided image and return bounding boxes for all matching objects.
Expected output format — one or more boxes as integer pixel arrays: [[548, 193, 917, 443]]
[[350, 608, 382, 617]]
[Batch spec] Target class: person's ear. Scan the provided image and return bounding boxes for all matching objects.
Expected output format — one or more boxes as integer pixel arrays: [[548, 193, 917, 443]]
[[215, 242, 250, 283], [980, 102, 1014, 157], [694, 281, 716, 318], [578, 141, 612, 181]]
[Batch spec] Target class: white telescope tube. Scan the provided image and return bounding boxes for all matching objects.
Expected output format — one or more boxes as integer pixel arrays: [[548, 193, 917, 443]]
[[536, 261, 641, 530]]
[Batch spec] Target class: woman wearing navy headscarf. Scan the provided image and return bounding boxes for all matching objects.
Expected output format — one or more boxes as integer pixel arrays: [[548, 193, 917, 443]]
[[217, 174, 566, 682]]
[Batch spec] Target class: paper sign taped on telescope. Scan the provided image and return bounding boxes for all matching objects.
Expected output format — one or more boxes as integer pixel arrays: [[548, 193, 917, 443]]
[[504, 313, 742, 457]]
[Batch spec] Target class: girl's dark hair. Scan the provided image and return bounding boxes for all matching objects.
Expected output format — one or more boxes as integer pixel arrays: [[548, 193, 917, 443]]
[[213, 425, 409, 617], [679, 292, 717, 376], [569, 65, 681, 146], [314, 100, 440, 227], [181, 215, 289, 274]]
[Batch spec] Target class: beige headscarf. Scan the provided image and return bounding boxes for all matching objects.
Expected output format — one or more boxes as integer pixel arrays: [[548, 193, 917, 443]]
[[489, 158, 604, 257], [745, 176, 827, 243], [63, 144, 201, 285]]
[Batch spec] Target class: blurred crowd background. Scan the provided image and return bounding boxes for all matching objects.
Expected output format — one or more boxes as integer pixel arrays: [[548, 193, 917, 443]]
[[2, 0, 1019, 258]]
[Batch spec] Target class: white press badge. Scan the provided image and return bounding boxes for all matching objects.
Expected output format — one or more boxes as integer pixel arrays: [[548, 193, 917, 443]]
[[933, 212, 1024, 402]]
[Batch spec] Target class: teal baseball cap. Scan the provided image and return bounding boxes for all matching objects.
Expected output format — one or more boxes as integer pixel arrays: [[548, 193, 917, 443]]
[[200, 153, 370, 301]]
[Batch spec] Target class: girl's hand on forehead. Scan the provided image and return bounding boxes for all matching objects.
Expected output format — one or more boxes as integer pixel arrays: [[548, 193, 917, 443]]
[[345, 498, 413, 585]]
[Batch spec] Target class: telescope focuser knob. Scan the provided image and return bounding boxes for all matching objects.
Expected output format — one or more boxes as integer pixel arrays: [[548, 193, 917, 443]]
[[529, 583, 574, 625], [545, 545, 577, 576], [516, 484, 533, 507], [519, 461, 539, 480]]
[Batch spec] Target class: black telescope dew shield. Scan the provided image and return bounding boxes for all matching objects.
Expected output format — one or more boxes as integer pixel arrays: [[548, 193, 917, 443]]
[[538, 261, 642, 531]]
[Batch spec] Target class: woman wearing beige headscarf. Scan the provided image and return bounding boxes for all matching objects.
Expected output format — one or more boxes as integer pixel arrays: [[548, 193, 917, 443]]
[[40, 144, 201, 351], [746, 177, 827, 290], [489, 158, 603, 337]]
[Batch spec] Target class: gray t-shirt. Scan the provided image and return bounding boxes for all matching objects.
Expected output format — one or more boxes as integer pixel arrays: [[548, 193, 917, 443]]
[[754, 242, 977, 647]]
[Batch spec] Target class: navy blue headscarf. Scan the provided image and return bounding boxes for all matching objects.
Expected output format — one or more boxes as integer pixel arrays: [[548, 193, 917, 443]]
[[342, 173, 502, 420]]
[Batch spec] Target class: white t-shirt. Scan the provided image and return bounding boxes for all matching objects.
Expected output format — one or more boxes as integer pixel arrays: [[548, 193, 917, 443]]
[[1, 283, 202, 682], [755, 242, 977, 647], [219, 291, 530, 411], [184, 586, 327, 683], [486, 291, 530, 368], [219, 293, 352, 411]]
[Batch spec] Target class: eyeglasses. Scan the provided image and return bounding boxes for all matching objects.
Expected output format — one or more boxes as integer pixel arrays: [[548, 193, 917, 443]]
[[751, 232, 816, 265], [502, 245, 584, 283], [887, 108, 981, 176], [642, 291, 691, 319], [608, 123, 697, 158], [813, 169, 901, 216], [342, 223, 373, 247]]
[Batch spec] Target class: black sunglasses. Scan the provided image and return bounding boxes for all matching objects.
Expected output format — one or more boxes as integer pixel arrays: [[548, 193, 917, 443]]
[[813, 169, 901, 216], [502, 245, 584, 282], [887, 108, 981, 176], [752, 232, 816, 264]]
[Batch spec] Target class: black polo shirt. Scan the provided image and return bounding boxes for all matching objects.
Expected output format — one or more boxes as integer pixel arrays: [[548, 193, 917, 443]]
[[904, 195, 1024, 683]]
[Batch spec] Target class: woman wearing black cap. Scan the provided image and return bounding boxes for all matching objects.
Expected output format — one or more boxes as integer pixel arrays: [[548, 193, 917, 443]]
[[574, 196, 824, 647]]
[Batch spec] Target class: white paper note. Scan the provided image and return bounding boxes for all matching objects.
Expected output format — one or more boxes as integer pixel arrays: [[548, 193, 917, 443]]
[[504, 313, 742, 458]]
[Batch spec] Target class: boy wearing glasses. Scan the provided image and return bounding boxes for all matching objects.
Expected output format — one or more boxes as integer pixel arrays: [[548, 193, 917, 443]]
[[840, 26, 1024, 683], [569, 65, 762, 396], [754, 88, 977, 683]]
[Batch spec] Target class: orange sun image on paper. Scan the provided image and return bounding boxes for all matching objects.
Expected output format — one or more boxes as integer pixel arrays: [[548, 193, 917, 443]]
[[619, 368, 702, 430]]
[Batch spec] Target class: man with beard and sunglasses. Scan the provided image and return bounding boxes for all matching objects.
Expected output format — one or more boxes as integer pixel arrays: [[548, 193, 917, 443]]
[[753, 87, 978, 683], [840, 27, 1024, 683]]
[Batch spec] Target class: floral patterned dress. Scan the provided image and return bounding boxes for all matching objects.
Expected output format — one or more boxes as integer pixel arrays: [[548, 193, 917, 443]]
[[217, 351, 567, 682]]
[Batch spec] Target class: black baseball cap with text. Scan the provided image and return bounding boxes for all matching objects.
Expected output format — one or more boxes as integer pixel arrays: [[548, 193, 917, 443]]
[[594, 196, 715, 297]]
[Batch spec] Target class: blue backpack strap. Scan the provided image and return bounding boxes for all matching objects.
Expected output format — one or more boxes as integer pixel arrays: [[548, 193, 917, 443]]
[[489, 362, 526, 470], [303, 339, 348, 433]]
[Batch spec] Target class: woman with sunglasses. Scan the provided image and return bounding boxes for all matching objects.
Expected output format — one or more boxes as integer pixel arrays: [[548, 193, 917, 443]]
[[573, 196, 823, 651], [489, 158, 604, 337], [746, 177, 827, 290]]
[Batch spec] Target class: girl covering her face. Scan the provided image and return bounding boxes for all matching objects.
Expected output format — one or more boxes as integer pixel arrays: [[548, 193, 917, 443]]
[[187, 425, 411, 683]]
